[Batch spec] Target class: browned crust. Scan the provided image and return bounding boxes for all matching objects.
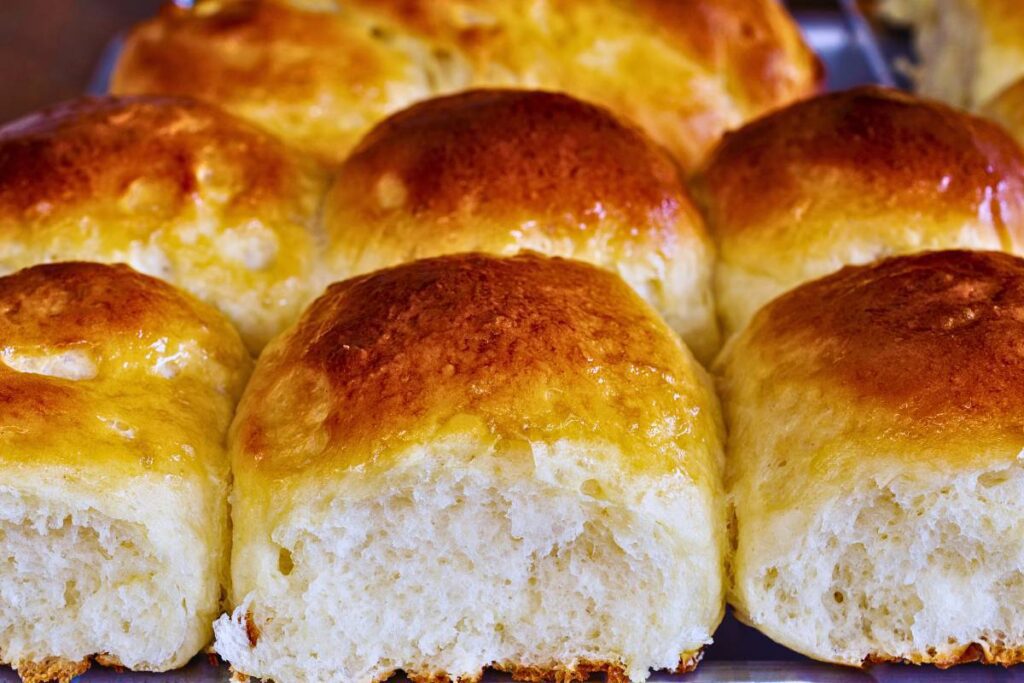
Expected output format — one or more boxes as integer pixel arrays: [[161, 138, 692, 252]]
[[13, 656, 91, 683], [235, 252, 712, 480], [0, 262, 229, 352], [329, 88, 703, 247], [742, 250, 1024, 431], [697, 86, 1024, 245], [0, 95, 305, 221]]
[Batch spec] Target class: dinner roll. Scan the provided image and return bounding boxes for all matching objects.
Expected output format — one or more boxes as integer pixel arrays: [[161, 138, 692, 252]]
[[718, 250, 1024, 667], [983, 77, 1024, 146], [0, 263, 251, 682], [877, 0, 1024, 109], [112, 0, 821, 170], [214, 252, 725, 683], [325, 89, 719, 362], [0, 95, 328, 352], [695, 86, 1024, 338]]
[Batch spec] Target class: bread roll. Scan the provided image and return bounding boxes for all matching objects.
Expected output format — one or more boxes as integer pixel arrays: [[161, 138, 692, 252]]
[[111, 0, 821, 170], [695, 86, 1024, 338], [877, 0, 1024, 108], [325, 89, 719, 362], [983, 76, 1024, 145], [214, 252, 725, 683], [718, 249, 1024, 667], [0, 262, 251, 682], [0, 95, 328, 352]]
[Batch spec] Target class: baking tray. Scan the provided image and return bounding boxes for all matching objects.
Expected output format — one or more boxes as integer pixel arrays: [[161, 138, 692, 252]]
[[21, 2, 1018, 682]]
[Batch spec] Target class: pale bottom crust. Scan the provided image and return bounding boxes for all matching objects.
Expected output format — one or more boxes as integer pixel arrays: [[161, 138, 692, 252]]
[[10, 653, 137, 683], [227, 648, 704, 683], [864, 641, 1024, 668]]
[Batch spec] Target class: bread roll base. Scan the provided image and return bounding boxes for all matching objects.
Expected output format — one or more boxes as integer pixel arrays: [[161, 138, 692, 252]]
[[217, 439, 721, 683], [732, 467, 1024, 666]]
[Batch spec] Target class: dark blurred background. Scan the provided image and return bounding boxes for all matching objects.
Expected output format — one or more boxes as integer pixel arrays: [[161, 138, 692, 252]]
[[0, 1, 162, 122], [0, 0, 843, 125]]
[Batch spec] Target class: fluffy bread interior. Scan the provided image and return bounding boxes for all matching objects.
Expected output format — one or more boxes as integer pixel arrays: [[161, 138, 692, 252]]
[[0, 488, 208, 676], [0, 468, 227, 681], [216, 441, 722, 683], [734, 459, 1024, 665]]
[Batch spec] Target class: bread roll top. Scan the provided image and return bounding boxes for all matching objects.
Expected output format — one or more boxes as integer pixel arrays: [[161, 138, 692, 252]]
[[234, 252, 721, 488], [330, 89, 699, 240], [0, 262, 251, 479], [0, 95, 315, 219], [700, 86, 1024, 251], [719, 250, 1024, 476]]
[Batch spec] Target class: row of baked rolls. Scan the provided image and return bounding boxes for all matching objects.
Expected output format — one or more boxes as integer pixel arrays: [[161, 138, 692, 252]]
[[0, 91, 719, 361], [109, 0, 822, 171], [0, 254, 725, 683]]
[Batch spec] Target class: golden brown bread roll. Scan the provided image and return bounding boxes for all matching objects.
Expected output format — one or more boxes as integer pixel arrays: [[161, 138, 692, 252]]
[[324, 89, 719, 362], [0, 262, 251, 682], [695, 86, 1024, 338], [0, 95, 328, 352], [214, 252, 725, 682], [878, 0, 1024, 109], [718, 250, 1024, 667], [111, 0, 822, 170]]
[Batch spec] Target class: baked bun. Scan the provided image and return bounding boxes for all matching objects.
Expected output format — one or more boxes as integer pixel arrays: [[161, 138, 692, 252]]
[[325, 89, 719, 361], [0, 95, 328, 352], [214, 252, 725, 682], [111, 0, 821, 169], [983, 76, 1024, 145], [695, 86, 1024, 338], [0, 262, 251, 682], [877, 0, 1024, 108], [718, 249, 1024, 667]]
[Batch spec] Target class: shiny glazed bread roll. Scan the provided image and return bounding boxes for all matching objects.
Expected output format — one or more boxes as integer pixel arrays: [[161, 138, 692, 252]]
[[111, 0, 821, 170], [695, 86, 1024, 338], [877, 0, 1024, 109], [214, 252, 725, 683], [718, 250, 1024, 667], [0, 95, 328, 352], [325, 89, 720, 362], [0, 263, 251, 682]]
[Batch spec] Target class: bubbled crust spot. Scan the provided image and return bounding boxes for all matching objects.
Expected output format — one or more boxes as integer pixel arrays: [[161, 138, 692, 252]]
[[330, 89, 700, 245], [0, 95, 303, 221], [697, 86, 1024, 246], [747, 250, 1024, 431], [235, 252, 717, 481]]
